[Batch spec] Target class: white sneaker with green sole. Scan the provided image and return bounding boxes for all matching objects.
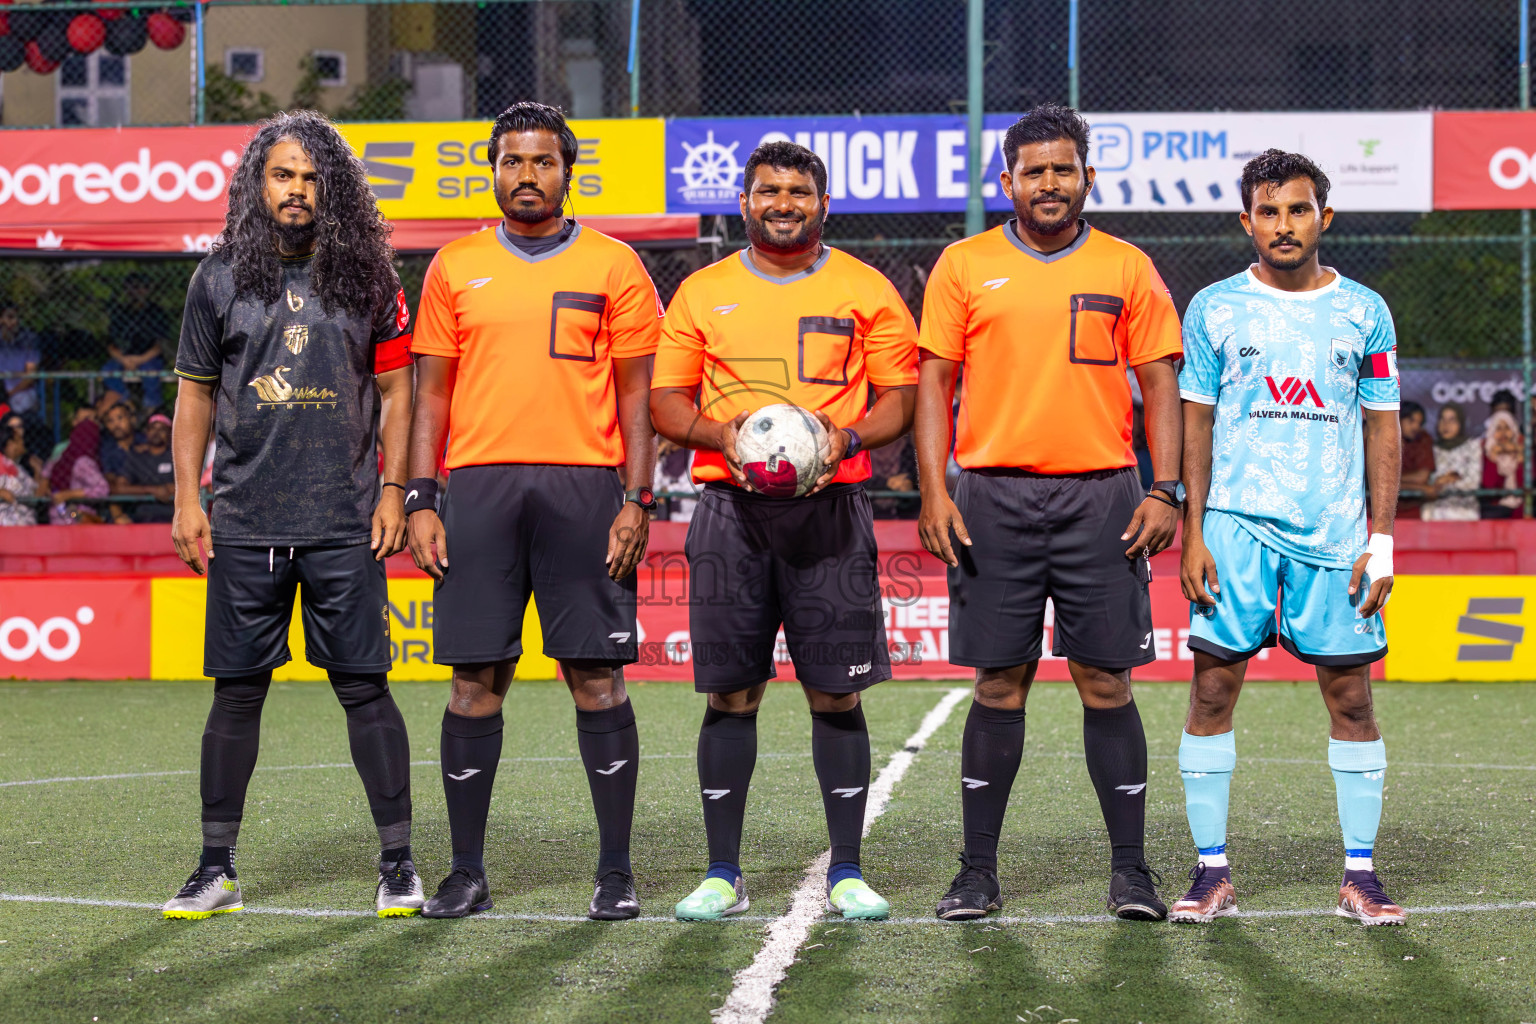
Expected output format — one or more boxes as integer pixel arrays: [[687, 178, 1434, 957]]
[[675, 875, 749, 921], [162, 866, 243, 920], [827, 877, 890, 919]]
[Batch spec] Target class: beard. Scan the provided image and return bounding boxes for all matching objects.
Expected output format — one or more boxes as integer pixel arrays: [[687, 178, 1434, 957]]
[[1255, 233, 1321, 271], [745, 208, 825, 255], [270, 204, 317, 254], [1016, 186, 1089, 237], [497, 182, 566, 224]]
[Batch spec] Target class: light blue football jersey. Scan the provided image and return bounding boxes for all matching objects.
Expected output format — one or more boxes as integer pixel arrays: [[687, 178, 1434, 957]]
[[1179, 268, 1400, 569]]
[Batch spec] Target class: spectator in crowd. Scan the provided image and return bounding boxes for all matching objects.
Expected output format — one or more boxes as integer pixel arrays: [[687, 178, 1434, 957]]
[[867, 432, 918, 520], [0, 407, 43, 526], [1422, 402, 1481, 521], [102, 273, 172, 412], [1480, 410, 1526, 520], [46, 407, 109, 524], [1397, 400, 1434, 519], [654, 437, 699, 523], [98, 400, 144, 479], [115, 412, 176, 523], [1489, 389, 1519, 419], [0, 303, 41, 415]]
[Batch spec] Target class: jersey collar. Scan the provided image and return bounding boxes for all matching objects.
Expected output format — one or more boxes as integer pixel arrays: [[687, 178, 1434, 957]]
[[1003, 218, 1092, 263], [496, 221, 582, 263], [737, 245, 833, 285], [1242, 265, 1342, 299]]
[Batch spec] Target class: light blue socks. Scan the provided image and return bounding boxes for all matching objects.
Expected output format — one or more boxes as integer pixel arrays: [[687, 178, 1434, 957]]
[[1329, 737, 1386, 870], [1178, 730, 1236, 866]]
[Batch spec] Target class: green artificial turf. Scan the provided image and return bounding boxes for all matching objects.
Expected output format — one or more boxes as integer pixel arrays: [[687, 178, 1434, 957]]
[[0, 679, 1532, 1023]]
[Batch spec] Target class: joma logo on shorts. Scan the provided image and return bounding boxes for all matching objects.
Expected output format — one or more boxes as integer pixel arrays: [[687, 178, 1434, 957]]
[[847, 661, 872, 677]]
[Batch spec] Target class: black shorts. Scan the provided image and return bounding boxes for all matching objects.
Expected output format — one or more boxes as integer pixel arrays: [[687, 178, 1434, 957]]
[[948, 467, 1154, 671], [432, 464, 637, 667], [203, 543, 390, 676], [685, 482, 891, 694]]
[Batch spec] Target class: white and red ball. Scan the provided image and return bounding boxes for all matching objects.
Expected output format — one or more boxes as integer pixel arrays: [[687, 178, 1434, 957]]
[[736, 403, 829, 498]]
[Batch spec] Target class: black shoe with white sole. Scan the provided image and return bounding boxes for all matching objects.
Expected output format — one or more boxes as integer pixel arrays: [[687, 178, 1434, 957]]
[[1108, 862, 1167, 921], [421, 866, 492, 919], [588, 870, 640, 920]]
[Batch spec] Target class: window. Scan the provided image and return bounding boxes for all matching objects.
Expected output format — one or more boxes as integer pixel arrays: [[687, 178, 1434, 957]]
[[57, 52, 130, 127], [311, 51, 346, 87], [225, 48, 264, 83]]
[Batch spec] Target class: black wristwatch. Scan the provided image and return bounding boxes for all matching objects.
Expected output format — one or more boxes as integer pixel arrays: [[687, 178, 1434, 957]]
[[624, 486, 658, 511], [1149, 480, 1186, 507]]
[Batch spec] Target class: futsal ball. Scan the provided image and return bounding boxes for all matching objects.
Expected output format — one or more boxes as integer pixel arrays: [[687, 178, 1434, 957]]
[[736, 403, 829, 498]]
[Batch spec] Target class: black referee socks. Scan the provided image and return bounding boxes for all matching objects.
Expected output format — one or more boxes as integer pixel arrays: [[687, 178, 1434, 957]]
[[576, 701, 640, 877], [810, 705, 872, 868], [441, 708, 503, 873], [959, 701, 1026, 872], [697, 705, 759, 871], [1082, 699, 1149, 872]]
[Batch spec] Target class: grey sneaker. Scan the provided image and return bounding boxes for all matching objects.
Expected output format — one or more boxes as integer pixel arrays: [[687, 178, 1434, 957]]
[[162, 865, 243, 919], [376, 857, 426, 918]]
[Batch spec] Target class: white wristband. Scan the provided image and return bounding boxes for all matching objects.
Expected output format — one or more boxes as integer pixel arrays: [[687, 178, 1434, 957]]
[[1362, 533, 1394, 610]]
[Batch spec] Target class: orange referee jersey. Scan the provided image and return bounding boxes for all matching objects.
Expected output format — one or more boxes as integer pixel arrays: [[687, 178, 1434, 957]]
[[653, 247, 919, 485], [410, 223, 661, 469], [918, 220, 1182, 474]]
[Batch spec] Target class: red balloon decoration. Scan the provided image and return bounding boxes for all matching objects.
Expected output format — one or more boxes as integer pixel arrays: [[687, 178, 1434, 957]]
[[95, 1, 124, 23], [145, 10, 183, 49], [24, 38, 60, 74], [67, 12, 105, 54]]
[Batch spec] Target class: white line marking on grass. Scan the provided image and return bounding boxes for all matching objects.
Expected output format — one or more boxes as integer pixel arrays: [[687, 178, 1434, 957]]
[[0, 752, 820, 789], [881, 900, 1536, 925], [712, 686, 970, 1024]]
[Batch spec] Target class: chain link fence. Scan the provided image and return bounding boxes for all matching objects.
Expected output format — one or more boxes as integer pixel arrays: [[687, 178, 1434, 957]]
[[1, 0, 1533, 511]]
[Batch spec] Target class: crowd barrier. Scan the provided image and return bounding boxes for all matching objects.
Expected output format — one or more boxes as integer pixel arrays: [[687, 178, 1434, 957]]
[[1, 522, 1531, 683]]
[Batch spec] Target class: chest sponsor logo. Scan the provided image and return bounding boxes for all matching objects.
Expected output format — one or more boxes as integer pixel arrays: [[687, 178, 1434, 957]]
[[248, 365, 339, 409], [1265, 376, 1325, 407], [283, 324, 309, 356], [467, 277, 494, 290], [982, 277, 1009, 291], [713, 303, 739, 315]]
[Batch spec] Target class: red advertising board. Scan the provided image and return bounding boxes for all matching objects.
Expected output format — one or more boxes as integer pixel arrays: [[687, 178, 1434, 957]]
[[0, 578, 151, 680], [626, 559, 1311, 683], [1433, 111, 1536, 209]]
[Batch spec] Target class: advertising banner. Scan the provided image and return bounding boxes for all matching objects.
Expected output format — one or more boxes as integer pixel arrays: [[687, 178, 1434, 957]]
[[1433, 111, 1536, 210], [0, 119, 668, 252], [1383, 576, 1535, 681], [666, 112, 1432, 215], [0, 578, 150, 680], [1398, 360, 1531, 433]]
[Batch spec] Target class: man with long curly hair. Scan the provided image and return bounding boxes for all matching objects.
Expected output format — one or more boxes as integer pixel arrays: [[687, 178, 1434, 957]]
[[161, 110, 423, 920]]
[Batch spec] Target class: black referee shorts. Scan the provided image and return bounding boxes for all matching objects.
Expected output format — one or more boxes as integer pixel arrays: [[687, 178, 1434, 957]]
[[203, 543, 390, 677], [432, 464, 637, 667], [948, 467, 1155, 672], [685, 482, 891, 695]]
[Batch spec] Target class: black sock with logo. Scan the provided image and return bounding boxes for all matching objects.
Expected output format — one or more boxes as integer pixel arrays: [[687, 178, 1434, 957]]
[[810, 705, 871, 868], [1082, 700, 1148, 872], [576, 701, 639, 877], [959, 701, 1026, 873], [697, 705, 758, 876], [440, 708, 503, 874]]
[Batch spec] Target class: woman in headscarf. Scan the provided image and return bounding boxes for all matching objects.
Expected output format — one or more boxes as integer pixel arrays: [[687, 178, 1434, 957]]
[[44, 408, 109, 524], [0, 410, 40, 526], [1480, 409, 1526, 519], [1421, 402, 1480, 521]]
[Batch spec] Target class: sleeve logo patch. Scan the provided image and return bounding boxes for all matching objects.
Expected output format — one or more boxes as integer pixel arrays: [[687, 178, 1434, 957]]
[[394, 288, 410, 331]]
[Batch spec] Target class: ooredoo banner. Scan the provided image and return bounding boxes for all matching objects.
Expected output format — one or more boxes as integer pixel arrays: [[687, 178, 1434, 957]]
[[667, 112, 1432, 215], [0, 119, 669, 253], [1433, 111, 1536, 209], [0, 578, 150, 680]]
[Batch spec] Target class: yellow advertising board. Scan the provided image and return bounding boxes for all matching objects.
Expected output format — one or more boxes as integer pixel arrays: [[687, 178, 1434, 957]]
[[337, 119, 666, 219], [1384, 576, 1536, 681], [149, 577, 556, 682]]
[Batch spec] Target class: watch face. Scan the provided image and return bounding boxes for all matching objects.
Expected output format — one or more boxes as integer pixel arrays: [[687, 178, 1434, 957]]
[[640, 488, 655, 506], [1174, 482, 1187, 503]]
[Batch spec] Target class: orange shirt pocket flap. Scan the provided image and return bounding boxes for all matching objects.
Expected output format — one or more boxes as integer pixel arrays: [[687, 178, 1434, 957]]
[[550, 291, 608, 362], [797, 315, 856, 386], [1068, 293, 1124, 366]]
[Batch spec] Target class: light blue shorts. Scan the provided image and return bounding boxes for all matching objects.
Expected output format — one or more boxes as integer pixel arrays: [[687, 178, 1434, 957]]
[[1186, 511, 1386, 667]]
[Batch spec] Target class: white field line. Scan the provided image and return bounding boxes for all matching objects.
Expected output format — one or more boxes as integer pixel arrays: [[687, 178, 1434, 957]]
[[2, 892, 1532, 927], [0, 752, 819, 789], [711, 686, 970, 1024]]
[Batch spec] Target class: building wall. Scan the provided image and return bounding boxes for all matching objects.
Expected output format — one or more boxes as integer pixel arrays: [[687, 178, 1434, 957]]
[[0, 5, 371, 127]]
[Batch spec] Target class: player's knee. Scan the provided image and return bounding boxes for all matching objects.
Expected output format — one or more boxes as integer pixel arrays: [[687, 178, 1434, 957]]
[[973, 665, 1033, 708], [804, 686, 859, 714], [329, 671, 389, 710], [212, 673, 272, 716], [560, 659, 627, 710], [708, 687, 764, 714], [1189, 677, 1238, 722], [1329, 688, 1376, 729]]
